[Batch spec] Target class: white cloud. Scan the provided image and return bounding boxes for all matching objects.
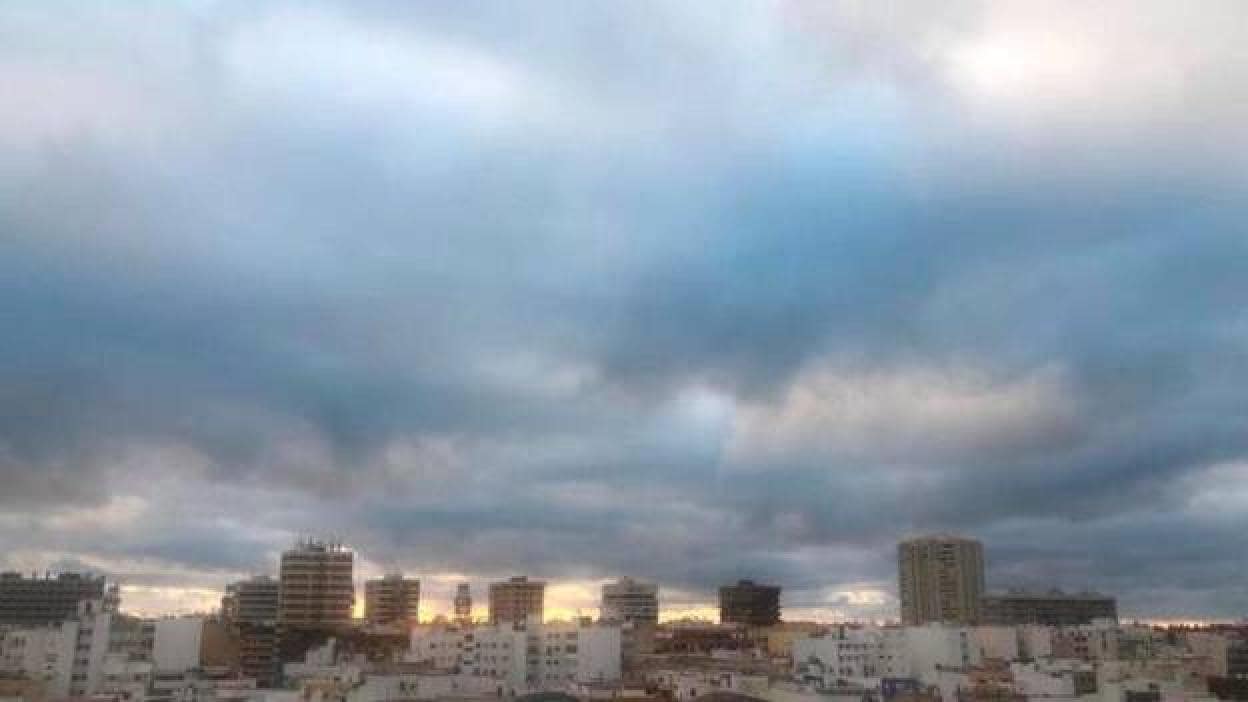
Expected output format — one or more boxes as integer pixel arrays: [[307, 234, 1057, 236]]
[[222, 6, 552, 132], [729, 362, 1077, 463]]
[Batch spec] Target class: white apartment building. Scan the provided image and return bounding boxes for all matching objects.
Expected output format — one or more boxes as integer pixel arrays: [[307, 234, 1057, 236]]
[[0, 625, 65, 681], [97, 652, 154, 702], [792, 626, 911, 685], [55, 598, 116, 697], [0, 598, 158, 699], [645, 668, 771, 701], [408, 619, 621, 692], [147, 668, 259, 702]]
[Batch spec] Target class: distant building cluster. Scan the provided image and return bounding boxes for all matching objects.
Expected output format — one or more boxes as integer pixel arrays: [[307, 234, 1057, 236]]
[[5, 534, 1245, 702]]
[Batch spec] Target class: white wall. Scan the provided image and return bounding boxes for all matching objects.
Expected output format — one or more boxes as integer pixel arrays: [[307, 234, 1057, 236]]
[[576, 624, 621, 683], [154, 617, 204, 672], [974, 626, 1020, 661], [905, 625, 980, 685]]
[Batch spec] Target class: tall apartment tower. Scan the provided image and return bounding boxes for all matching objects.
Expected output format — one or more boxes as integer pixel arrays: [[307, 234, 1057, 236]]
[[223, 576, 280, 687], [601, 577, 659, 624], [0, 572, 118, 627], [718, 580, 781, 627], [898, 534, 985, 625], [488, 576, 545, 626], [365, 574, 420, 627], [278, 540, 355, 630], [453, 583, 473, 626]]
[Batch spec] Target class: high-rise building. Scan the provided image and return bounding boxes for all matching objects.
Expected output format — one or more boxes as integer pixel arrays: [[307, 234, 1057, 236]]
[[454, 583, 473, 626], [980, 589, 1117, 627], [600, 577, 659, 624], [364, 574, 420, 627], [718, 580, 781, 627], [898, 534, 985, 625], [488, 576, 545, 626], [223, 576, 280, 687], [0, 572, 118, 627], [278, 540, 355, 630]]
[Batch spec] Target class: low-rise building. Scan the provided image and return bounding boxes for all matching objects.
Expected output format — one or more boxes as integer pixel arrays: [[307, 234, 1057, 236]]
[[408, 619, 622, 693], [981, 590, 1118, 628]]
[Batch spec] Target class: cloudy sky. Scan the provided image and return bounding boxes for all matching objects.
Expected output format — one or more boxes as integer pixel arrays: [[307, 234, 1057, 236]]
[[1, 0, 1247, 622]]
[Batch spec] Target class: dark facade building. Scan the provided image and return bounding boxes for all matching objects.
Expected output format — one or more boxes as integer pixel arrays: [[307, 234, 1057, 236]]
[[364, 574, 420, 627], [719, 580, 781, 627], [980, 589, 1117, 627], [223, 576, 281, 687], [454, 583, 473, 626], [0, 572, 118, 627], [488, 576, 545, 625], [655, 622, 747, 654]]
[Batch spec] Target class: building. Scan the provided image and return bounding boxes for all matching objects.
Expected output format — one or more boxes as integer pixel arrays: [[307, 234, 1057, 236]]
[[278, 540, 354, 669], [0, 597, 166, 700], [654, 621, 745, 655], [0, 572, 118, 627], [488, 577, 545, 626], [898, 535, 985, 626], [154, 618, 209, 672], [278, 540, 354, 630], [146, 666, 259, 702], [719, 581, 781, 628], [408, 619, 621, 691], [980, 589, 1117, 627], [364, 575, 420, 628], [792, 625, 912, 684], [222, 576, 280, 688], [454, 583, 473, 626], [224, 577, 279, 626], [601, 578, 658, 625]]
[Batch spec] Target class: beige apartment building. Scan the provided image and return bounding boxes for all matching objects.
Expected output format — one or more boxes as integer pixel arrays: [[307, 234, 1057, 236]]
[[278, 540, 355, 629], [898, 534, 985, 625]]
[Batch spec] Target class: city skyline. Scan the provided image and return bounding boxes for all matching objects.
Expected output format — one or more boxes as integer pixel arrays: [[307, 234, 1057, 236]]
[[3, 1, 1248, 625], [1, 535, 1149, 625]]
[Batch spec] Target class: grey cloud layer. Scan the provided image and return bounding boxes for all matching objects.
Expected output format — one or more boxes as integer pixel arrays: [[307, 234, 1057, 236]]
[[1, 0, 1246, 618]]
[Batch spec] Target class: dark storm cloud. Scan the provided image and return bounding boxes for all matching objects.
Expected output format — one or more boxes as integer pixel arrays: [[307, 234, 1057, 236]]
[[1, 0, 1247, 617]]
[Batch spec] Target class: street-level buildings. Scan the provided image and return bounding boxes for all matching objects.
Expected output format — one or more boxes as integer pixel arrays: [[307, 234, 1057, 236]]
[[408, 619, 621, 692]]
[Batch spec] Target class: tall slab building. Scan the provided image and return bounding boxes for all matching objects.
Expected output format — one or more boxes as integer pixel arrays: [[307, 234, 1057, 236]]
[[898, 534, 985, 625], [454, 583, 473, 626], [278, 540, 354, 629]]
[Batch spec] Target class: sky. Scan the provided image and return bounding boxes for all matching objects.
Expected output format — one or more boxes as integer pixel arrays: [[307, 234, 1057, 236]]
[[1, 0, 1247, 622]]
